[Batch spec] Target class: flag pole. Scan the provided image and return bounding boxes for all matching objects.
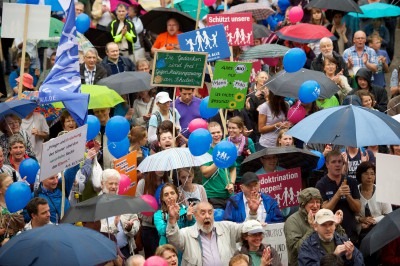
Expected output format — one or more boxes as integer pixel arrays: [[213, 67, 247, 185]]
[[18, 4, 30, 99]]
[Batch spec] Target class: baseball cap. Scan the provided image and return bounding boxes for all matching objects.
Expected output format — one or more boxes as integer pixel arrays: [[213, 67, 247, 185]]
[[241, 172, 259, 186], [155, 91, 172, 104], [242, 220, 264, 234], [314, 209, 336, 225]]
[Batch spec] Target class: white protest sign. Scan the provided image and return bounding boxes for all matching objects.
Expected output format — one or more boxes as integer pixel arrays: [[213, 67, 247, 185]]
[[262, 222, 288, 266], [376, 153, 400, 205], [40, 125, 87, 181], [1, 3, 51, 39]]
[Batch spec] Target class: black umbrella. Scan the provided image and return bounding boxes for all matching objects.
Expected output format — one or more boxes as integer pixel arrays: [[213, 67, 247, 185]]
[[140, 7, 196, 34], [240, 146, 319, 175], [268, 68, 339, 99], [84, 28, 114, 59], [305, 0, 363, 14], [61, 194, 153, 223], [360, 208, 400, 256], [97, 71, 152, 95]]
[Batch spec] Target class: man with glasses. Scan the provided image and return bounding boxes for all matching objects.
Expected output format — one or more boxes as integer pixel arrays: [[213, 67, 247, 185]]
[[224, 172, 283, 224], [80, 48, 108, 85]]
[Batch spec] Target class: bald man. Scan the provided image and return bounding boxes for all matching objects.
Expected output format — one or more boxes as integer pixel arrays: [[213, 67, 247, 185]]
[[343, 31, 378, 73]]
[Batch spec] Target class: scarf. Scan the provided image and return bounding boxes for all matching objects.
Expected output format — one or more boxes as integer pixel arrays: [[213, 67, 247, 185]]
[[228, 135, 246, 156]]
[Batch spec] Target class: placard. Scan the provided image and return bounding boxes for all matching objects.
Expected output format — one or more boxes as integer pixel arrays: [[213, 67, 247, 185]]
[[151, 51, 207, 88], [114, 151, 138, 196], [262, 223, 288, 266], [376, 153, 400, 205], [258, 168, 302, 209], [207, 13, 253, 46], [40, 125, 87, 181], [178, 24, 230, 62], [1, 3, 51, 39], [209, 61, 252, 109]]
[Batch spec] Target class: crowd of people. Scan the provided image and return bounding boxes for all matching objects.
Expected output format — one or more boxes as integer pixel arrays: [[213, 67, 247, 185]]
[[0, 0, 399, 265]]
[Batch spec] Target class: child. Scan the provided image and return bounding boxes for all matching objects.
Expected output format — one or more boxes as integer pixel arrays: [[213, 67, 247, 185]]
[[356, 90, 376, 110], [368, 33, 390, 88]]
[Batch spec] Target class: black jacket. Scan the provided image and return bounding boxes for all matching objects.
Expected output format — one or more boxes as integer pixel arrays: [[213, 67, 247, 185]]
[[311, 50, 351, 84], [80, 63, 108, 85], [101, 56, 136, 76]]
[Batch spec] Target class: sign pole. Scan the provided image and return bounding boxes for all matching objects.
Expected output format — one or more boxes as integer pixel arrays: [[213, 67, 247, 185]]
[[195, 0, 202, 29], [60, 172, 65, 219], [18, 4, 30, 99]]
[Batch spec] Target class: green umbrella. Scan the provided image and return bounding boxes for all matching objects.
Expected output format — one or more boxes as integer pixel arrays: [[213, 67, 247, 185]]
[[168, 0, 209, 20], [240, 44, 290, 60], [54, 85, 124, 109]]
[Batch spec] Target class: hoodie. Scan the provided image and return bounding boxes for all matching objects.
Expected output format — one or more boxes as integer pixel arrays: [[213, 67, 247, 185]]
[[354, 68, 388, 112], [264, 0, 291, 31]]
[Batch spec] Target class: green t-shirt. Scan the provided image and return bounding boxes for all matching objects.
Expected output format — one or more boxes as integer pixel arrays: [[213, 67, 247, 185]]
[[320, 239, 336, 254], [317, 96, 339, 109], [249, 251, 261, 266]]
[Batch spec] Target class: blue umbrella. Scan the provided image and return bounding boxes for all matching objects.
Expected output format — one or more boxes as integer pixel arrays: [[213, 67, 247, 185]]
[[348, 3, 400, 18], [0, 99, 37, 119], [0, 224, 117, 266], [287, 105, 400, 147]]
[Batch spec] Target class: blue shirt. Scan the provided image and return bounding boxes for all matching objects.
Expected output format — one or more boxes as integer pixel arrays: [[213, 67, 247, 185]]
[[9, 67, 38, 92], [343, 45, 378, 70], [372, 49, 390, 88]]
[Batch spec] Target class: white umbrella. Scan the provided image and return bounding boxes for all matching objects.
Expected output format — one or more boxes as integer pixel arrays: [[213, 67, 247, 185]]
[[137, 148, 213, 173]]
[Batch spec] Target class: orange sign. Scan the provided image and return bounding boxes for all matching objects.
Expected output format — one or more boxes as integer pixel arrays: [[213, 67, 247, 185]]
[[114, 151, 138, 196]]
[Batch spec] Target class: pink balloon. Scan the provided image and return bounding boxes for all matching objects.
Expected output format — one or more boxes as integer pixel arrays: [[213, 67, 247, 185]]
[[287, 101, 306, 124], [288, 6, 304, 23], [144, 256, 168, 266], [188, 118, 208, 133], [118, 174, 131, 195], [204, 0, 216, 7], [141, 194, 158, 216]]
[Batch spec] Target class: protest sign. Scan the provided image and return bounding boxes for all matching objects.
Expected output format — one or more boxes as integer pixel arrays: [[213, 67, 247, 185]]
[[376, 153, 400, 205], [208, 61, 252, 109], [178, 24, 230, 62], [262, 223, 288, 265], [258, 168, 302, 209], [114, 151, 138, 196], [207, 13, 253, 46], [40, 125, 87, 181], [151, 51, 207, 88], [1, 3, 51, 39]]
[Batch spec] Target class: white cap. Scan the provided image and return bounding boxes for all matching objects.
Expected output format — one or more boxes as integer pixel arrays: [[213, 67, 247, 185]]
[[155, 91, 172, 104], [242, 220, 264, 234], [315, 209, 336, 225]]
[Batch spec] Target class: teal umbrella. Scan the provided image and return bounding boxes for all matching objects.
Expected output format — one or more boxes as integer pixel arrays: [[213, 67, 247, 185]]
[[348, 3, 400, 18], [240, 44, 289, 60], [168, 0, 209, 20]]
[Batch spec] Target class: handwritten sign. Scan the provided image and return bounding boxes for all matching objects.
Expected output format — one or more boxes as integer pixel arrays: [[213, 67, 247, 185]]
[[262, 223, 288, 266], [114, 151, 138, 196], [1, 3, 51, 39], [178, 24, 230, 62], [209, 61, 252, 109], [151, 51, 207, 88], [258, 168, 302, 208], [207, 13, 253, 46], [40, 125, 87, 181]]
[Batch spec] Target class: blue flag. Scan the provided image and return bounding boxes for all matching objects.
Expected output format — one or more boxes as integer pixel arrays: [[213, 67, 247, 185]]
[[39, 0, 89, 126]]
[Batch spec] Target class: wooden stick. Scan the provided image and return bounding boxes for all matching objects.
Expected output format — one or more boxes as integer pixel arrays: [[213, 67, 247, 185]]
[[18, 4, 30, 99], [60, 172, 65, 220], [195, 0, 202, 29]]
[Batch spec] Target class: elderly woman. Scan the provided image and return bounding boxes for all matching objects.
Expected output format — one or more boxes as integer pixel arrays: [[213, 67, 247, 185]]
[[59, 110, 77, 136], [6, 134, 32, 175], [155, 244, 178, 266], [99, 169, 140, 258], [0, 114, 35, 160]]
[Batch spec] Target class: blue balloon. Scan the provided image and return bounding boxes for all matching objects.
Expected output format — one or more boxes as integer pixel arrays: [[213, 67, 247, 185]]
[[214, 208, 225, 221], [298, 80, 321, 104], [76, 14, 91, 34], [311, 150, 325, 170], [188, 129, 212, 156], [5, 182, 32, 213], [86, 115, 100, 141], [199, 96, 219, 119], [108, 137, 130, 159], [19, 158, 40, 184], [212, 141, 238, 169], [283, 48, 306, 73], [155, 183, 165, 208], [105, 116, 130, 142]]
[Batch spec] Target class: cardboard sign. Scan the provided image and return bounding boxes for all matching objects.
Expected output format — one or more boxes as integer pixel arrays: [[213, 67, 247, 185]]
[[40, 125, 87, 181], [258, 168, 302, 209], [209, 61, 252, 109], [151, 51, 207, 88], [178, 24, 231, 62], [262, 223, 288, 266], [1, 3, 51, 39], [114, 151, 138, 196], [207, 13, 253, 46], [376, 153, 400, 205]]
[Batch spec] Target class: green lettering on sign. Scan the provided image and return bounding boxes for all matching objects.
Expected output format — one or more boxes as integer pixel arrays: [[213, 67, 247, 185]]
[[151, 51, 208, 88]]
